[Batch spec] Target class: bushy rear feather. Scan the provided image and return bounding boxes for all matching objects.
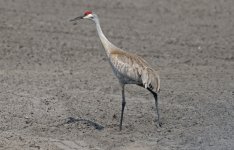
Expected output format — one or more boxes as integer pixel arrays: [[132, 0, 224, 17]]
[[141, 67, 160, 93]]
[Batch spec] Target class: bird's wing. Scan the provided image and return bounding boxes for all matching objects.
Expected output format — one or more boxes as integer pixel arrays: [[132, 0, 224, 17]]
[[110, 50, 160, 92], [110, 50, 146, 82]]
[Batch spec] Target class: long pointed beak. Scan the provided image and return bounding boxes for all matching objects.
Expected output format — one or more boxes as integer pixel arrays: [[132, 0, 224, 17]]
[[70, 16, 84, 23]]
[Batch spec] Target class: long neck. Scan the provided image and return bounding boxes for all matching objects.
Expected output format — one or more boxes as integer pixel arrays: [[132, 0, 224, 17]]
[[93, 15, 117, 56]]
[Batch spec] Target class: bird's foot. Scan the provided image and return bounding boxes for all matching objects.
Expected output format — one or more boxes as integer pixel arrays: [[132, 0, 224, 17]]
[[119, 125, 122, 131], [158, 122, 162, 127]]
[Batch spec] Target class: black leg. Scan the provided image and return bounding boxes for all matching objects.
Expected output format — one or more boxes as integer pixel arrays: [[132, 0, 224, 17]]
[[120, 84, 126, 131], [153, 92, 162, 127], [147, 88, 162, 127]]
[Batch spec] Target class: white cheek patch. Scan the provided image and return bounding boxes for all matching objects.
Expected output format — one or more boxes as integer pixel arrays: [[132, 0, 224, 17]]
[[83, 14, 93, 19]]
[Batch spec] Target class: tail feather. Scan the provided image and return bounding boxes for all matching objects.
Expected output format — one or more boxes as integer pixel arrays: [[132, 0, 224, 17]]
[[141, 67, 160, 93]]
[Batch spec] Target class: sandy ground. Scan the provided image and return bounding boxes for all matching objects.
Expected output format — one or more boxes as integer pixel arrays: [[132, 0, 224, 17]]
[[0, 0, 233, 149]]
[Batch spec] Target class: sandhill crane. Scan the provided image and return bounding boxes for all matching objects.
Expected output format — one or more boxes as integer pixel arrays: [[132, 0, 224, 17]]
[[70, 11, 161, 131]]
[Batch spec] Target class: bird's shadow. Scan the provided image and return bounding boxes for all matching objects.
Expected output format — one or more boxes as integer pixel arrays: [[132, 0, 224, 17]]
[[65, 117, 104, 131]]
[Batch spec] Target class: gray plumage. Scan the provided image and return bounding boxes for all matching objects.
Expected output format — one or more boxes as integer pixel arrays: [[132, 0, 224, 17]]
[[71, 11, 161, 130]]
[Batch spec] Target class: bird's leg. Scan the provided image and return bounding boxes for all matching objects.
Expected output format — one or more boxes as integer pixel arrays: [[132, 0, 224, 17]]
[[120, 84, 126, 131], [153, 92, 162, 127], [147, 88, 162, 127]]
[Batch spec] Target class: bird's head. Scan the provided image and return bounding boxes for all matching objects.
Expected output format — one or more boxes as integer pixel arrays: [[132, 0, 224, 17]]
[[70, 11, 96, 24]]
